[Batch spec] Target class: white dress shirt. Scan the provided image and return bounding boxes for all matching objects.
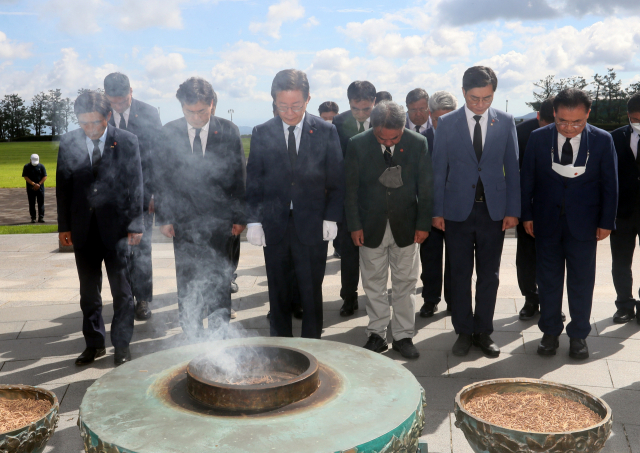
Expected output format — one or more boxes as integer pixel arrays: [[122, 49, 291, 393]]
[[406, 115, 432, 134], [380, 144, 395, 155], [282, 113, 305, 153], [464, 104, 487, 148], [113, 106, 130, 129], [355, 117, 370, 132], [631, 129, 639, 159], [188, 120, 210, 156], [85, 127, 108, 164], [557, 132, 582, 164]]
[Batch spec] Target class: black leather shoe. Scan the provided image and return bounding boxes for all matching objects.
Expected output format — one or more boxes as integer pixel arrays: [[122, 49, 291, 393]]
[[569, 338, 589, 360], [230, 281, 239, 294], [340, 297, 358, 317], [38, 218, 45, 223], [452, 333, 473, 356], [613, 308, 636, 324], [419, 301, 438, 318], [561, 312, 566, 322], [637, 312, 640, 325], [135, 300, 152, 321], [537, 334, 560, 356], [392, 338, 420, 359], [473, 333, 500, 357], [446, 303, 452, 313], [519, 302, 539, 320], [292, 305, 303, 320], [30, 219, 36, 223], [75, 347, 106, 366], [363, 333, 388, 353], [114, 347, 132, 366], [332, 251, 341, 259], [266, 311, 271, 319]]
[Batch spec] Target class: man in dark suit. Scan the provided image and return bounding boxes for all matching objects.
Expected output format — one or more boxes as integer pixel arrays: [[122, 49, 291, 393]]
[[155, 77, 246, 339], [246, 69, 344, 339], [516, 97, 555, 320], [345, 101, 433, 358], [332, 80, 376, 316], [609, 93, 640, 325], [104, 72, 162, 321], [521, 88, 618, 359], [57, 91, 143, 366], [22, 154, 47, 223], [432, 66, 520, 358], [375, 91, 392, 104]]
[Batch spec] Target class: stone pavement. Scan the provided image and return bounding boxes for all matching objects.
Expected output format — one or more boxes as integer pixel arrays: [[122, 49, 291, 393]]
[[0, 233, 639, 452], [0, 188, 58, 226]]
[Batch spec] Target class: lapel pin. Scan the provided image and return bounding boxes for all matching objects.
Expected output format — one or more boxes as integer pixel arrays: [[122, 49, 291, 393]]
[[214, 131, 218, 134], [400, 149, 404, 152], [309, 130, 313, 133], [113, 142, 117, 146]]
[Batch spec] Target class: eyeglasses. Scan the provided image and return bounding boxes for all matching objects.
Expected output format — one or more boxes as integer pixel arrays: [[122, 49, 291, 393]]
[[408, 108, 429, 114], [276, 105, 306, 113], [79, 120, 104, 127], [351, 107, 372, 114], [468, 95, 493, 106], [556, 120, 586, 129]]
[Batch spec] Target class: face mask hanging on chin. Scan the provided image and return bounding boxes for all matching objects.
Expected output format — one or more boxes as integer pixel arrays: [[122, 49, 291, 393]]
[[551, 152, 589, 179], [631, 122, 640, 134], [378, 165, 404, 188]]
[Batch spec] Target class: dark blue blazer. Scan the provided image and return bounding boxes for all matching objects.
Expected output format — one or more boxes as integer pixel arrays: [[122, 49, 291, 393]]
[[611, 125, 639, 219], [246, 114, 345, 246], [56, 125, 144, 249], [405, 117, 434, 155], [520, 123, 618, 241]]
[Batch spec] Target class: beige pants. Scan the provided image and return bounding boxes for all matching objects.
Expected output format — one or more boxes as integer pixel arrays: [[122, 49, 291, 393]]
[[359, 222, 419, 341]]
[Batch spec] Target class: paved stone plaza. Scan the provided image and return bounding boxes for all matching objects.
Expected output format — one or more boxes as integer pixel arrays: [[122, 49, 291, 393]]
[[0, 232, 639, 452]]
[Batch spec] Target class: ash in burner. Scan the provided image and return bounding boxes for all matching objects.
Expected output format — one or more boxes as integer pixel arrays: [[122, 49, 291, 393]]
[[190, 347, 286, 385], [224, 371, 296, 386]]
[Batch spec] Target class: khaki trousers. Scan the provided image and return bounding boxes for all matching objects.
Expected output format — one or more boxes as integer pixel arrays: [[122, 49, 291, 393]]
[[359, 222, 419, 341]]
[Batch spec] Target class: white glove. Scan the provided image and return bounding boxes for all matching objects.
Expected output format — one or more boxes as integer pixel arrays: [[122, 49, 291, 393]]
[[247, 224, 266, 247], [322, 221, 338, 241]]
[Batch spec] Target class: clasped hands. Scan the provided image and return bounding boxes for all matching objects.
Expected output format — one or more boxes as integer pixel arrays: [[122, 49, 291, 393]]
[[523, 221, 611, 241], [432, 216, 519, 232], [350, 229, 429, 246], [160, 224, 246, 238]]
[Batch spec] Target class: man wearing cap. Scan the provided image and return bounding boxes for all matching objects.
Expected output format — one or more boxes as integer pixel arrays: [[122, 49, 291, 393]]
[[23, 154, 47, 223]]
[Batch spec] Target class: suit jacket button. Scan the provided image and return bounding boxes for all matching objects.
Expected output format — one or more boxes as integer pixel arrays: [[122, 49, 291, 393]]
[[478, 167, 481, 171], [291, 182, 295, 186], [472, 184, 476, 189], [94, 188, 97, 192], [387, 191, 391, 195]]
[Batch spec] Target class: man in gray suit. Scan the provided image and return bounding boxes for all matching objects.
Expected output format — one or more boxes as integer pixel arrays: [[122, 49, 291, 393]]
[[432, 66, 520, 358]]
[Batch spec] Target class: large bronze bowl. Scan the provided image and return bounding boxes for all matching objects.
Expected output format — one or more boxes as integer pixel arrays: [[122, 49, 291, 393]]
[[0, 385, 59, 453], [454, 378, 612, 453]]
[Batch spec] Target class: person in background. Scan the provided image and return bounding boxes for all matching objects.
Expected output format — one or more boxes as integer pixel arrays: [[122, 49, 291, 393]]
[[521, 88, 617, 359], [155, 77, 246, 339], [516, 97, 555, 321], [318, 101, 339, 122], [416, 90, 458, 318], [104, 72, 162, 321], [344, 101, 433, 358], [332, 80, 377, 316], [57, 91, 143, 366], [22, 154, 47, 223], [405, 88, 432, 139], [375, 91, 392, 104], [609, 93, 640, 326], [432, 66, 520, 358]]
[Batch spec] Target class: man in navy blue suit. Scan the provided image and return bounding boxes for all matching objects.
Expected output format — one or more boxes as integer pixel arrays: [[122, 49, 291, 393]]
[[610, 94, 640, 325], [432, 66, 520, 358], [521, 88, 618, 359], [245, 69, 344, 339]]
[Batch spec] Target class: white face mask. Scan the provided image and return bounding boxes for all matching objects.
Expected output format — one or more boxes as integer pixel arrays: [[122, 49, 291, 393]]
[[630, 122, 640, 135]]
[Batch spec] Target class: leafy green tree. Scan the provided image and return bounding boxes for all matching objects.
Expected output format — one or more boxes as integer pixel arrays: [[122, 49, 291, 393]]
[[45, 89, 66, 137], [28, 92, 48, 136], [526, 75, 556, 111], [2, 94, 31, 139]]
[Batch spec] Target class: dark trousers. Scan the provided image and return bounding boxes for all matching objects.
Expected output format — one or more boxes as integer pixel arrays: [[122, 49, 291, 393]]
[[419, 226, 451, 304], [536, 215, 596, 339], [338, 218, 360, 301], [173, 225, 232, 337], [128, 212, 153, 303], [446, 202, 505, 335], [610, 212, 640, 310], [516, 223, 539, 303], [74, 215, 134, 349], [264, 216, 328, 339], [228, 233, 240, 279], [27, 188, 44, 220]]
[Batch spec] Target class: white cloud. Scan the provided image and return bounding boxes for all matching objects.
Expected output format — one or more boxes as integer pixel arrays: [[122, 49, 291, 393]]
[[304, 16, 319, 29], [42, 0, 106, 34], [0, 31, 31, 59], [249, 0, 305, 39], [479, 31, 503, 55], [142, 47, 186, 78], [338, 18, 396, 42], [47, 48, 118, 94], [117, 0, 186, 30]]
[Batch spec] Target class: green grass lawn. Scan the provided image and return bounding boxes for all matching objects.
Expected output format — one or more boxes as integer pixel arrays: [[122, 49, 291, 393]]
[[0, 224, 59, 234], [242, 137, 250, 158], [0, 142, 59, 188]]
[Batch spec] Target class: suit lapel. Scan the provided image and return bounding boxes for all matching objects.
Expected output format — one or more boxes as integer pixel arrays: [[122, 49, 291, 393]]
[[204, 116, 221, 158], [454, 107, 476, 162], [127, 99, 137, 131], [297, 114, 315, 173], [272, 116, 293, 175], [101, 125, 117, 170], [573, 125, 590, 167], [481, 108, 497, 163]]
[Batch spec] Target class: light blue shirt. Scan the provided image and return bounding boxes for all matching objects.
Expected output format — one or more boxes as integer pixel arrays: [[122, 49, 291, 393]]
[[85, 127, 108, 164]]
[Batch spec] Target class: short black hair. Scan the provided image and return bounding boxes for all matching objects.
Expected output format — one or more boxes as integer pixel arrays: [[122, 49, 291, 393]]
[[462, 66, 498, 92], [405, 88, 428, 106], [271, 69, 310, 101], [347, 81, 376, 102], [375, 91, 392, 104], [553, 88, 592, 112], [176, 77, 217, 107], [318, 101, 339, 114], [539, 97, 555, 123], [628, 94, 640, 114], [74, 91, 111, 118], [104, 72, 130, 97]]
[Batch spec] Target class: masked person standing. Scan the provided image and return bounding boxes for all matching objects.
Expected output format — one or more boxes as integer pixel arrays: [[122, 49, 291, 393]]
[[22, 154, 47, 223], [521, 88, 618, 359], [104, 72, 162, 321], [155, 77, 246, 339]]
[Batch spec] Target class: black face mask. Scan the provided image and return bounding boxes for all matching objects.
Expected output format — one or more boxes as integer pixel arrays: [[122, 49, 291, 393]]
[[378, 165, 403, 188]]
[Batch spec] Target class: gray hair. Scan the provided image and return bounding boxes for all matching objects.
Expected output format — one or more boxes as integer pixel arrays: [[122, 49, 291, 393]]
[[370, 101, 406, 130], [428, 91, 458, 112]]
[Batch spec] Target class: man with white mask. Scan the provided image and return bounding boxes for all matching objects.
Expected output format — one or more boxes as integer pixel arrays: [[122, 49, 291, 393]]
[[22, 154, 47, 223], [521, 88, 618, 359]]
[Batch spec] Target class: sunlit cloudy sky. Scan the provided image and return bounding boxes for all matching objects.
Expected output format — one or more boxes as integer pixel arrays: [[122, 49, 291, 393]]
[[1, 0, 639, 129]]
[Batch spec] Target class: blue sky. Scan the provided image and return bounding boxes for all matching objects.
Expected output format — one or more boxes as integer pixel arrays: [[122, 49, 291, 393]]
[[1, 0, 639, 129]]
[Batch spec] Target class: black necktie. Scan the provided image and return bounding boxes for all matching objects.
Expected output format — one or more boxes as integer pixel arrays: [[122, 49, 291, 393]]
[[119, 113, 126, 130], [288, 125, 297, 169], [473, 115, 485, 201], [358, 122, 364, 133], [415, 125, 421, 133], [91, 139, 101, 178], [635, 138, 640, 164], [384, 146, 393, 166], [193, 128, 203, 157], [561, 137, 573, 165]]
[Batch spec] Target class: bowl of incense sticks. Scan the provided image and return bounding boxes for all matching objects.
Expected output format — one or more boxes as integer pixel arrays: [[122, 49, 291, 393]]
[[454, 378, 612, 453], [0, 385, 59, 453]]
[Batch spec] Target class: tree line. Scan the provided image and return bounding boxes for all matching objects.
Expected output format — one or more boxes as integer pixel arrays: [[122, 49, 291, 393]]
[[528, 68, 640, 123]]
